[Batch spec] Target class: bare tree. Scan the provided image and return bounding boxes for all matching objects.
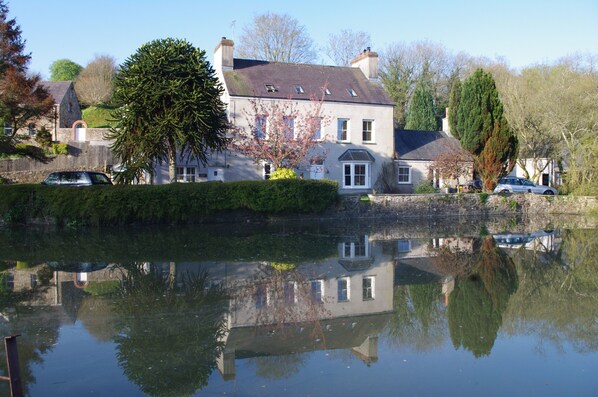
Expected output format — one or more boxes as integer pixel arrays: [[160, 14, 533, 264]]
[[237, 13, 317, 64], [75, 54, 117, 106], [325, 29, 371, 66], [379, 40, 468, 128]]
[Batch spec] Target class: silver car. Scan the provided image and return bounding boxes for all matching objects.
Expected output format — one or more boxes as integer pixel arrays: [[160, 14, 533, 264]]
[[493, 177, 557, 195]]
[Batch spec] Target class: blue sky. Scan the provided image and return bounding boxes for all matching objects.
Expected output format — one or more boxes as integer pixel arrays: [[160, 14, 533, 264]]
[[10, 0, 598, 78]]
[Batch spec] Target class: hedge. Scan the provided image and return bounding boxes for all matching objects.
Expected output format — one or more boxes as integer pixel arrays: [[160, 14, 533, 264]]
[[0, 179, 338, 226]]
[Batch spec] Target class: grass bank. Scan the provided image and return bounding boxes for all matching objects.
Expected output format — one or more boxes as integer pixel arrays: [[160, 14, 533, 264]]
[[0, 179, 338, 227]]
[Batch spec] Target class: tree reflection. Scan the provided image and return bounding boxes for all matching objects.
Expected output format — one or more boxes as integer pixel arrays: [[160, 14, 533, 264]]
[[503, 228, 598, 352], [388, 284, 447, 351], [447, 237, 518, 357], [112, 263, 229, 397]]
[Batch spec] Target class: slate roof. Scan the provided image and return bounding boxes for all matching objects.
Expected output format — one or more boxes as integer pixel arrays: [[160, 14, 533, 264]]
[[338, 149, 376, 162], [223, 58, 394, 106], [395, 129, 470, 161], [41, 81, 73, 104]]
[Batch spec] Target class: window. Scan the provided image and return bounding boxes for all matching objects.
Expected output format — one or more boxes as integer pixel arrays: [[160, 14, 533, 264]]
[[337, 118, 349, 141], [263, 162, 272, 180], [265, 84, 277, 93], [310, 117, 322, 140], [5, 274, 14, 291], [284, 281, 297, 305], [324, 87, 331, 95], [362, 120, 373, 142], [176, 167, 196, 183], [295, 85, 305, 94], [398, 166, 411, 184], [255, 115, 267, 139], [30, 274, 38, 288], [28, 123, 36, 137], [347, 88, 357, 97], [283, 116, 295, 139], [255, 285, 267, 309], [338, 277, 350, 302], [398, 240, 411, 253], [310, 280, 324, 303], [362, 276, 375, 300], [3, 122, 12, 136], [343, 162, 370, 188], [341, 235, 369, 258]]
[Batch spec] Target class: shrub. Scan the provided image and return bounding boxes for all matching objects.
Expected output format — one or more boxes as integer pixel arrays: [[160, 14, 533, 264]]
[[82, 105, 117, 128], [14, 144, 47, 160], [0, 179, 338, 226], [35, 126, 53, 148], [51, 143, 69, 155], [270, 167, 296, 180], [415, 181, 437, 194], [479, 192, 489, 204]]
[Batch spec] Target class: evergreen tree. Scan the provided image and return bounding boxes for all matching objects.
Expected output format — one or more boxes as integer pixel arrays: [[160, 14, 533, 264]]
[[108, 38, 229, 183], [405, 81, 437, 130], [456, 69, 518, 189], [448, 78, 461, 138]]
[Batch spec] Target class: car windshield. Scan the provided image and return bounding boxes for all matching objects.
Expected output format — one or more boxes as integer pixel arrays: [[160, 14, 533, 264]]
[[522, 179, 535, 186]]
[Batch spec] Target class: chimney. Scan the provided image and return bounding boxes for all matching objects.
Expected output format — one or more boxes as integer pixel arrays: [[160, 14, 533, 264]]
[[350, 47, 378, 81], [214, 37, 234, 71]]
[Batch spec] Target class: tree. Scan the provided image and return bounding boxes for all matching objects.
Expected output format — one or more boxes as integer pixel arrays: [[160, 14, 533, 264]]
[[237, 13, 317, 64], [325, 29, 371, 66], [75, 54, 117, 106], [231, 96, 328, 172], [49, 58, 82, 81], [0, 0, 53, 142], [380, 40, 467, 128], [405, 81, 437, 130], [108, 38, 229, 184], [447, 78, 461, 138], [454, 69, 518, 190]]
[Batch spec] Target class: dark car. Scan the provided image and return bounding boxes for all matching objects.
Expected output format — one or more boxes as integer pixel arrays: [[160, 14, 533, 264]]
[[459, 179, 483, 192], [42, 171, 113, 186]]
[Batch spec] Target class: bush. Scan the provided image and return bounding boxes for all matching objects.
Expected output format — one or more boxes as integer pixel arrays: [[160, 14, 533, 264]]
[[51, 143, 69, 155], [415, 181, 437, 194], [35, 126, 52, 148], [82, 105, 117, 128], [0, 179, 338, 226], [270, 167, 296, 180]]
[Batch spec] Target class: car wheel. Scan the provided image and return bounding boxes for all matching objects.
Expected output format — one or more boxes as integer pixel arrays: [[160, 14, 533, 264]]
[[499, 189, 510, 196], [543, 190, 554, 195]]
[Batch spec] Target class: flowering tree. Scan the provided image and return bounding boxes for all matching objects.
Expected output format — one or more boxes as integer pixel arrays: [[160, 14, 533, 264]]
[[428, 146, 473, 187], [231, 95, 329, 172]]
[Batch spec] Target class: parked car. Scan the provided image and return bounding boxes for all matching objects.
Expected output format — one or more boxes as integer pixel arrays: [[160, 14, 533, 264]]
[[493, 177, 557, 195], [41, 171, 113, 186]]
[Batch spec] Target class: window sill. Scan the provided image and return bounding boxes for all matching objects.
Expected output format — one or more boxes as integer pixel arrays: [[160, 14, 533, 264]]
[[362, 142, 376, 145]]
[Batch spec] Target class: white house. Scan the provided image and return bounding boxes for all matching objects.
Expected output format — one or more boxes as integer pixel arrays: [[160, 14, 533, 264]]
[[154, 38, 395, 193]]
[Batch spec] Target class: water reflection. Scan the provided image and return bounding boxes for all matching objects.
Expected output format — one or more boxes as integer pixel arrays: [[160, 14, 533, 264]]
[[0, 220, 596, 395]]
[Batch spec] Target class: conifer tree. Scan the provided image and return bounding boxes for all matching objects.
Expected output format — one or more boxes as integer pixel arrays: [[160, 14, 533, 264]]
[[405, 81, 437, 131], [448, 78, 461, 138], [455, 69, 518, 189]]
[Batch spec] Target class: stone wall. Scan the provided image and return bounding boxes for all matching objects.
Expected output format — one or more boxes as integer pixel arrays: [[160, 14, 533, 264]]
[[56, 128, 111, 143], [365, 193, 598, 217], [0, 142, 114, 183]]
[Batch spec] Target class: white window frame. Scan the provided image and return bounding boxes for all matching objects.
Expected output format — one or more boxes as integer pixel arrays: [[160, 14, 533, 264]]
[[398, 239, 412, 253], [176, 167, 196, 183], [337, 118, 349, 142], [362, 276, 375, 300], [337, 277, 350, 302], [397, 166, 411, 184], [3, 122, 12, 136], [310, 279, 324, 303], [362, 120, 374, 143], [341, 235, 369, 259], [342, 162, 371, 189], [309, 164, 324, 180], [255, 115, 267, 139]]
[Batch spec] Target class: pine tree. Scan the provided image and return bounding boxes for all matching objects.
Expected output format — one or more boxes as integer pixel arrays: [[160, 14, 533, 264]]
[[405, 81, 437, 131], [455, 69, 518, 190]]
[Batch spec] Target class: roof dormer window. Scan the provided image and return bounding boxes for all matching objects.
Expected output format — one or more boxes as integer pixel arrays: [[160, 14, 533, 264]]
[[295, 85, 305, 94], [265, 84, 277, 93], [347, 88, 357, 97], [324, 87, 331, 95]]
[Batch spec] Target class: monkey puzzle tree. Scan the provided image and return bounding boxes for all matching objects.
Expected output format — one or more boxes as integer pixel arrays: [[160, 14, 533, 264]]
[[108, 38, 229, 183], [454, 69, 518, 190]]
